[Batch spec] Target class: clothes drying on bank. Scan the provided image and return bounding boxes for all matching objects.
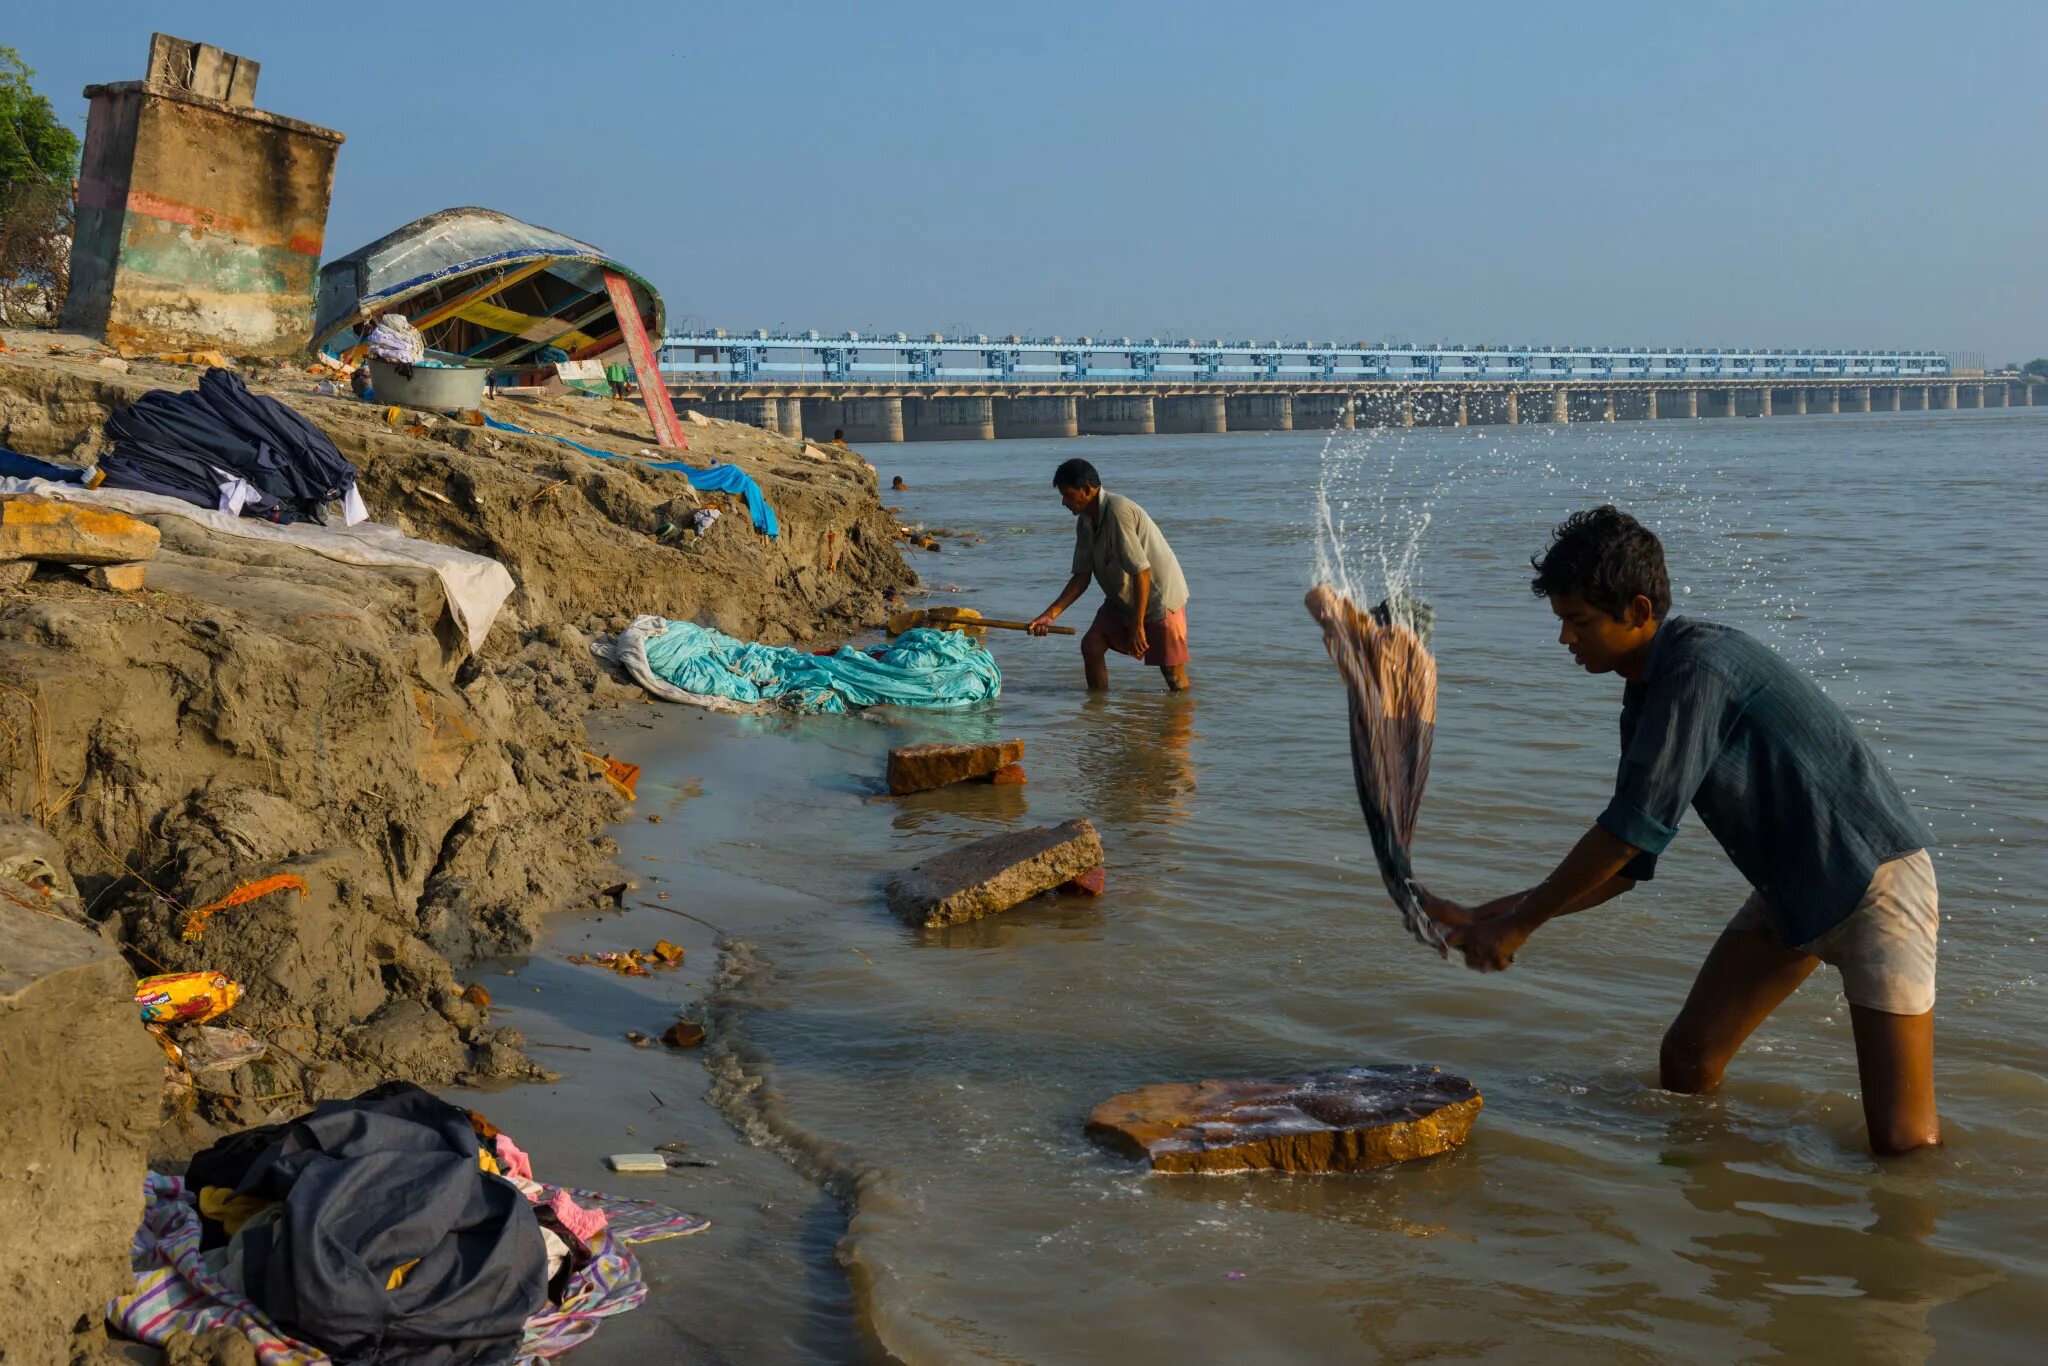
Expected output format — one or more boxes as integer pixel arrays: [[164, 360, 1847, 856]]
[[100, 368, 366, 526], [0, 448, 91, 483], [598, 617, 1002, 714], [477, 416, 777, 537]]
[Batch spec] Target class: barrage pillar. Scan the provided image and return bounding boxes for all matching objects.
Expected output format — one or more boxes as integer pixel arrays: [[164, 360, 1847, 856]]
[[840, 396, 905, 443], [1550, 387, 1569, 424], [1079, 395, 1156, 435], [995, 396, 1078, 438], [1226, 392, 1293, 431], [1157, 394, 1226, 434], [64, 33, 344, 356], [777, 398, 804, 438], [905, 395, 995, 441]]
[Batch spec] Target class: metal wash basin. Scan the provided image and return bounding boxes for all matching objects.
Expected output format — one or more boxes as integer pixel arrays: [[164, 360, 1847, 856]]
[[368, 358, 489, 411]]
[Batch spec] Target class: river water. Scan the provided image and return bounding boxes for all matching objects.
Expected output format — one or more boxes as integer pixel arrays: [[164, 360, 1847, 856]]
[[525, 407, 2046, 1363]]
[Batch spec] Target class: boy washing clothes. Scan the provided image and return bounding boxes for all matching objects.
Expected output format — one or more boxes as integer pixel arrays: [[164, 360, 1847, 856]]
[[1029, 458, 1191, 691], [1429, 506, 1939, 1155]]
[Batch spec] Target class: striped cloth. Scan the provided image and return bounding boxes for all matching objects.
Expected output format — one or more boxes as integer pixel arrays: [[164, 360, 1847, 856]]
[[108, 1174, 709, 1362]]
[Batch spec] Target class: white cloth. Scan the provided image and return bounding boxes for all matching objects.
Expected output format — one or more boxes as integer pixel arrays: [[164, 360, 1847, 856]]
[[0, 478, 513, 653], [590, 616, 767, 714]]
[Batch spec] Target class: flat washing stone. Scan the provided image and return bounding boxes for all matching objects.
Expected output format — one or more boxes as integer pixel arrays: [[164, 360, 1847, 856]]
[[884, 818, 1103, 927], [1085, 1064, 1482, 1174], [887, 738, 1025, 795]]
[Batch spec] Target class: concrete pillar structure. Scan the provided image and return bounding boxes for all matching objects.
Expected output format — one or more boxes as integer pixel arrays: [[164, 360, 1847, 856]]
[[1551, 387, 1570, 424], [1505, 390, 1519, 425], [905, 395, 995, 441], [1079, 395, 1156, 435], [1958, 384, 1980, 409], [994, 395, 1078, 438], [1158, 393, 1227, 434], [1645, 390, 1660, 420], [839, 396, 904, 443], [1785, 388, 1807, 415], [1226, 392, 1293, 431], [1401, 390, 1416, 427], [1816, 388, 1839, 414], [1936, 384, 1958, 410], [1291, 394, 1353, 430], [801, 399, 842, 439], [1881, 385, 1902, 412], [1602, 392, 1617, 422], [1454, 393, 1469, 427], [65, 34, 344, 355], [776, 398, 803, 439], [1847, 387, 1871, 412], [1681, 390, 1700, 418]]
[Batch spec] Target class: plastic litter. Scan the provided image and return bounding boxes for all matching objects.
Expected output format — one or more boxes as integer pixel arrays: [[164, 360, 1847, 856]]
[[135, 971, 240, 1025], [606, 1153, 667, 1173]]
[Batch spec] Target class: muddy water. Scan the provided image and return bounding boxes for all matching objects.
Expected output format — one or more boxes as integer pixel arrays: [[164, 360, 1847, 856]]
[[482, 408, 2045, 1363]]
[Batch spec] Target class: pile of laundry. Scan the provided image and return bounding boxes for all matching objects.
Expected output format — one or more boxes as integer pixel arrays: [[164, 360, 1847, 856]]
[[109, 1083, 708, 1364], [598, 617, 1001, 714], [99, 368, 367, 525], [366, 315, 427, 368]]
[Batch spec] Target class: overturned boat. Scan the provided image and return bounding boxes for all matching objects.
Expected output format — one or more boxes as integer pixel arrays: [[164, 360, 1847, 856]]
[[312, 207, 665, 369]]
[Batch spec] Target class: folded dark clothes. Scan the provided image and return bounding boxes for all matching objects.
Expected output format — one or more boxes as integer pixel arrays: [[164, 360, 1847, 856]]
[[0, 448, 89, 483], [186, 1082, 547, 1366], [101, 367, 358, 524], [96, 441, 283, 521]]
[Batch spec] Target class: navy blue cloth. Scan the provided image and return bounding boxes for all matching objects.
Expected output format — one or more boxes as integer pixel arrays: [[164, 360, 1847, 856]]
[[1601, 617, 1928, 945], [101, 368, 357, 524], [0, 448, 88, 483]]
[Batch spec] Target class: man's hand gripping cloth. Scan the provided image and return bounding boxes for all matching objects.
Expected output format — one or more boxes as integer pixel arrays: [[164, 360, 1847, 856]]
[[1305, 585, 1446, 954]]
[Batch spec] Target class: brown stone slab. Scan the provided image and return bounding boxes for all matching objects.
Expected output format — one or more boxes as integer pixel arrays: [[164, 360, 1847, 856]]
[[886, 738, 1024, 795], [1085, 1065, 1481, 1174], [885, 818, 1103, 927], [86, 563, 148, 592], [0, 495, 160, 565]]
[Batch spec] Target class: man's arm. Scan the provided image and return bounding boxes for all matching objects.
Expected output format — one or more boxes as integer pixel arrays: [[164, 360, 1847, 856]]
[[1129, 568, 1152, 654], [1443, 825, 1643, 971], [1030, 572, 1092, 635]]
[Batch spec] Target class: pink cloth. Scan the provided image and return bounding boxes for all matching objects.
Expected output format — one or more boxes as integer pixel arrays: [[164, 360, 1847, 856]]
[[545, 1189, 609, 1245], [494, 1133, 534, 1181]]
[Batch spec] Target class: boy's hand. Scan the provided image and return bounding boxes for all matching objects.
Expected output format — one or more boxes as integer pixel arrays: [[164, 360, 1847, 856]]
[[1446, 912, 1534, 972]]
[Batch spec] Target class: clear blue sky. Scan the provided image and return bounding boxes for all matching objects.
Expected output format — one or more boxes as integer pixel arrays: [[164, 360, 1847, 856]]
[[16, 1, 2047, 361]]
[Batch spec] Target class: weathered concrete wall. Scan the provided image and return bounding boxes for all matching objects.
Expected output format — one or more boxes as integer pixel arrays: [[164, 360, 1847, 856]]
[[1290, 394, 1354, 430], [840, 397, 905, 443], [64, 80, 343, 356], [1225, 392, 1292, 431]]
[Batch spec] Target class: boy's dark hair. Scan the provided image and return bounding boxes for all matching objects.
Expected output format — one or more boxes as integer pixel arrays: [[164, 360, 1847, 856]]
[[1052, 458, 1101, 491], [1530, 505, 1671, 620]]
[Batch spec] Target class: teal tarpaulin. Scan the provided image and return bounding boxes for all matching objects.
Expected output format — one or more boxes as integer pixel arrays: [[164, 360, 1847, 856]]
[[637, 621, 1000, 713]]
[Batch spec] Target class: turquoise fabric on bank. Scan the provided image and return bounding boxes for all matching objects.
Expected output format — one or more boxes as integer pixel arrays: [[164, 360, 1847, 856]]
[[639, 622, 1001, 713]]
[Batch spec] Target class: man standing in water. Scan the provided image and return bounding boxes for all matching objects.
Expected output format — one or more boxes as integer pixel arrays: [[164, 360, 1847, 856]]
[[1432, 506, 1939, 1155], [1028, 459, 1191, 691]]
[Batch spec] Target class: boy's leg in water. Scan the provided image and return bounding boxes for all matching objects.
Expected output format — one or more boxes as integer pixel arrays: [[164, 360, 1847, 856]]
[[1850, 1005, 1940, 1155], [1660, 927, 1819, 1093], [1161, 664, 1190, 691]]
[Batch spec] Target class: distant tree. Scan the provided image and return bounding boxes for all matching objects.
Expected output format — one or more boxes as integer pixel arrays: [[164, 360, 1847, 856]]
[[2022, 358, 2048, 380], [0, 48, 77, 325], [0, 47, 79, 197]]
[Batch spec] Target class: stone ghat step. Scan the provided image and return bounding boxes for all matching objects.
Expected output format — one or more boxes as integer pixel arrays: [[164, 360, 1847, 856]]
[[884, 818, 1102, 928], [0, 494, 160, 565], [886, 738, 1025, 795], [1085, 1064, 1481, 1174]]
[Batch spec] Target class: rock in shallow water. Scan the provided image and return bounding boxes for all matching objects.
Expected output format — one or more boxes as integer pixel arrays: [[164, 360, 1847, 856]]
[[884, 818, 1103, 927], [886, 738, 1026, 795], [1085, 1064, 1481, 1174]]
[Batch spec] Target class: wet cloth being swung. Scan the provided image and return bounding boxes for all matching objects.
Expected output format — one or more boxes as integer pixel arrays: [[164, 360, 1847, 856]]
[[1306, 584, 1446, 953]]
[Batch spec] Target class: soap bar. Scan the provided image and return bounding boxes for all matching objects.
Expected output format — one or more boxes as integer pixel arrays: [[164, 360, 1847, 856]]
[[605, 1152, 667, 1173]]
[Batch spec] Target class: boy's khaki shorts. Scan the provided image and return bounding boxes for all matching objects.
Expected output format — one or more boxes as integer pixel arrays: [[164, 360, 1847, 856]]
[[1727, 849, 1938, 1016]]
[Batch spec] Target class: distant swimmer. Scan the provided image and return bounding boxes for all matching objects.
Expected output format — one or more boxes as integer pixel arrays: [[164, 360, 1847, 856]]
[[892, 475, 908, 491], [1427, 506, 1940, 1156], [1028, 458, 1190, 692], [832, 429, 848, 446]]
